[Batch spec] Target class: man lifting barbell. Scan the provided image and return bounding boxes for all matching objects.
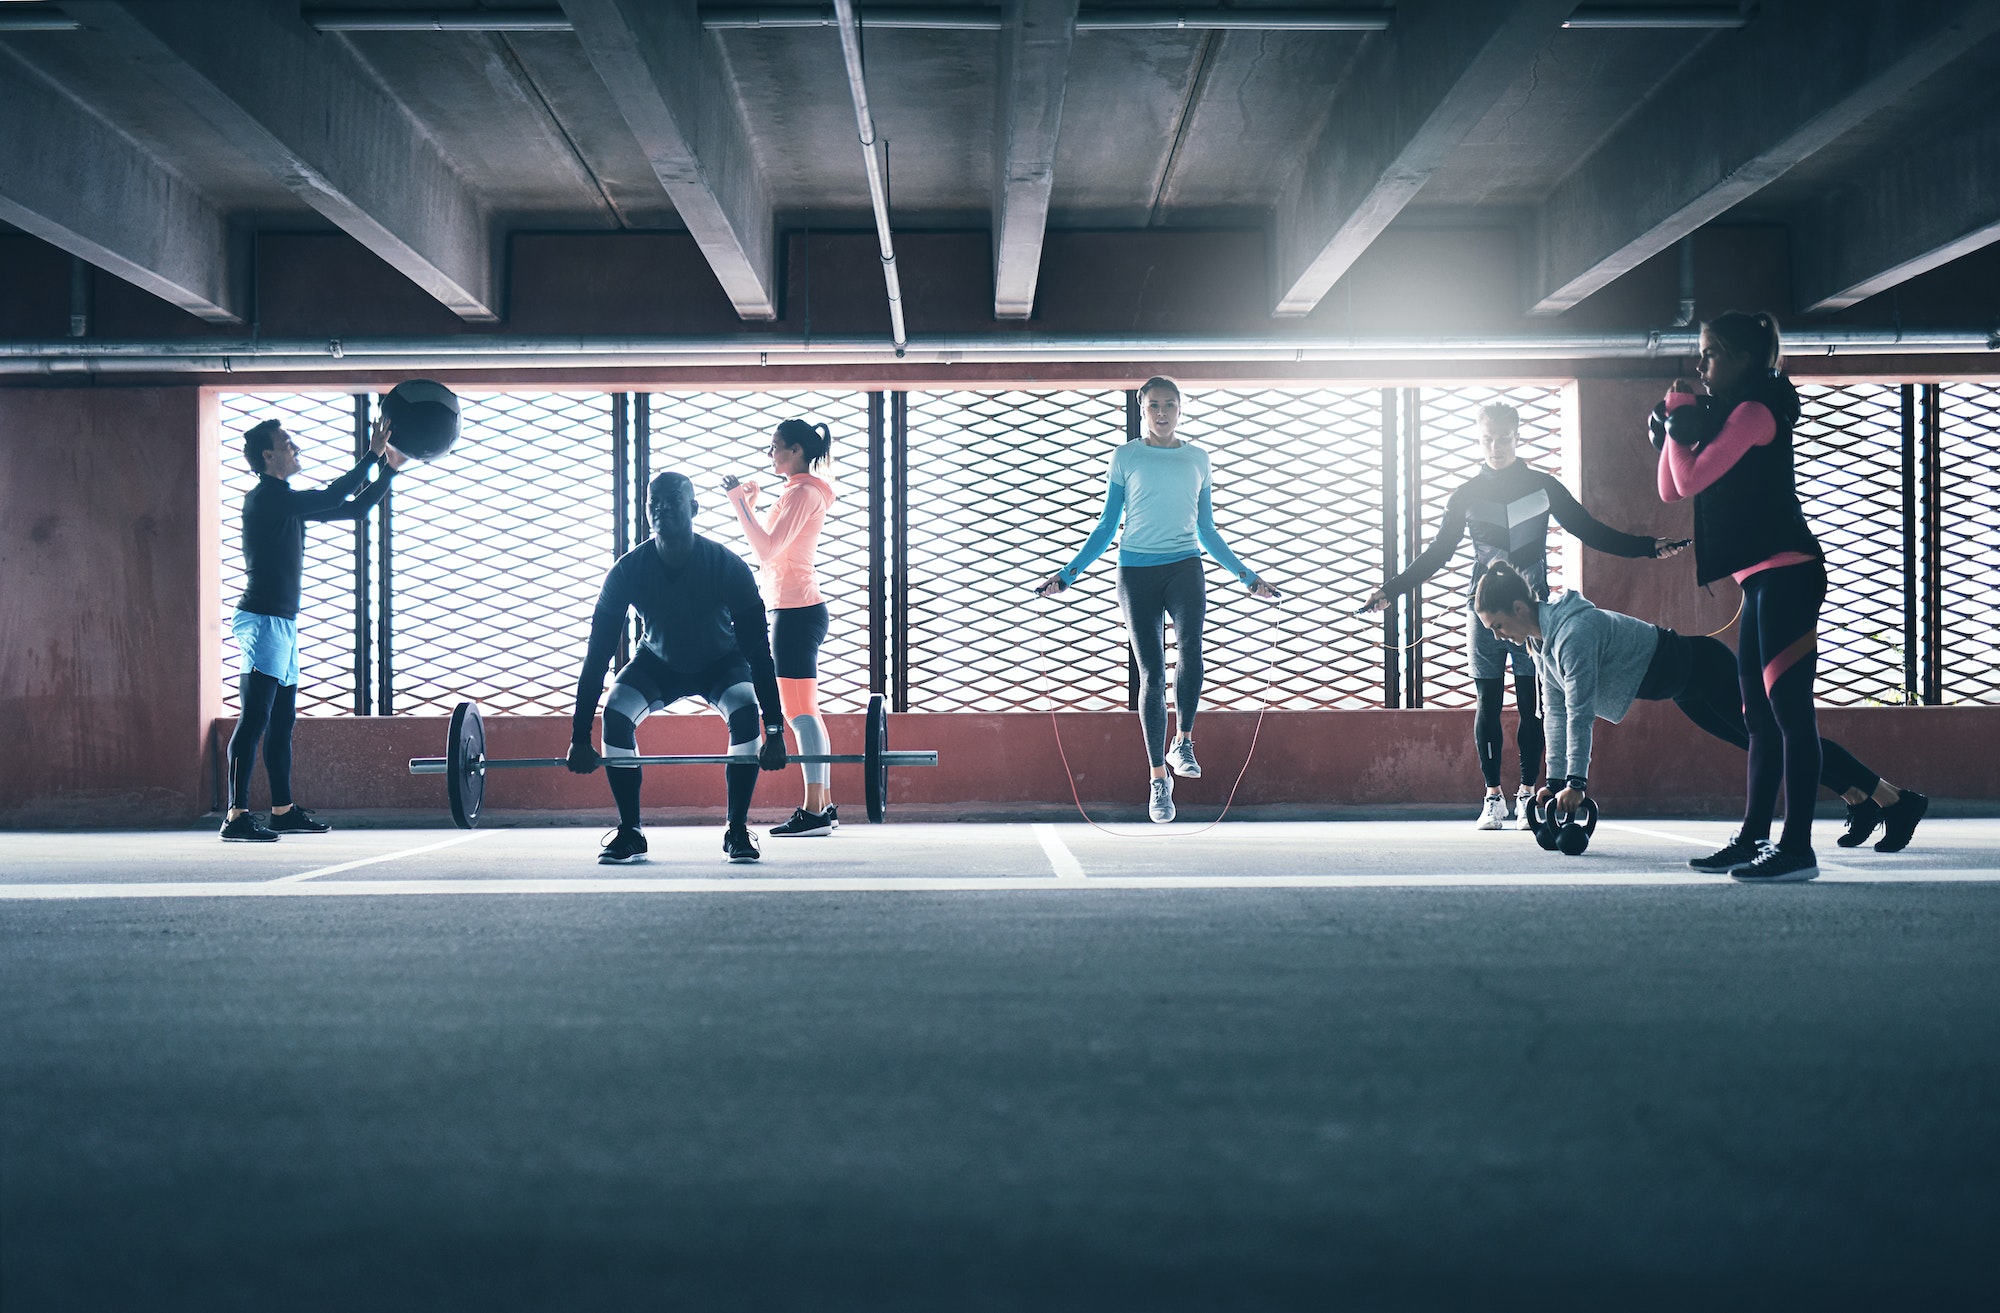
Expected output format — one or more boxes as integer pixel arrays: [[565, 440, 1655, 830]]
[[569, 472, 789, 865]]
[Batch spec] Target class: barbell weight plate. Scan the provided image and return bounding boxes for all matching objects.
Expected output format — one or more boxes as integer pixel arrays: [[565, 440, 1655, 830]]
[[446, 700, 485, 830], [865, 692, 887, 824]]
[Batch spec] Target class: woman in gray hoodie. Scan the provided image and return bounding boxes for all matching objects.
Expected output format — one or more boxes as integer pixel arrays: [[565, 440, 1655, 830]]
[[1470, 562, 1925, 880]]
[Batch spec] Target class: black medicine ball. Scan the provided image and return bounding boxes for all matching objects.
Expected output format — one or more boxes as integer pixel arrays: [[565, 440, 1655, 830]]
[[379, 379, 460, 461]]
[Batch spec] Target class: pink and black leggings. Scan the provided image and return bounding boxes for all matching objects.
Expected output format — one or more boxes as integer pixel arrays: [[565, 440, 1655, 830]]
[[1737, 558, 1825, 853]]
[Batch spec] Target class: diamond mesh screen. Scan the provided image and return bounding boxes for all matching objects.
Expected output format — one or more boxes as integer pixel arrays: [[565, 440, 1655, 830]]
[[217, 393, 361, 717], [1938, 383, 2000, 704], [644, 390, 874, 714], [1174, 387, 1387, 709], [390, 393, 615, 716], [1795, 384, 1909, 705], [1413, 385, 1570, 709], [905, 390, 1130, 711]]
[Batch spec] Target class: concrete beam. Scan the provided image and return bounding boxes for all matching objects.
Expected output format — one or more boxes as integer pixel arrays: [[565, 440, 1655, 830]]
[[992, 0, 1079, 319], [1794, 107, 2000, 314], [62, 0, 499, 321], [0, 48, 245, 323], [1527, 0, 2000, 316], [1270, 0, 1573, 319], [561, 0, 777, 320]]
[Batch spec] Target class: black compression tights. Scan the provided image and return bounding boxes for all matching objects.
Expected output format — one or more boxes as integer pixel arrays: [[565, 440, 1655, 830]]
[[227, 670, 297, 811], [1474, 675, 1544, 791], [1118, 558, 1205, 769], [1738, 560, 1827, 852], [603, 704, 759, 831], [1668, 635, 1874, 797]]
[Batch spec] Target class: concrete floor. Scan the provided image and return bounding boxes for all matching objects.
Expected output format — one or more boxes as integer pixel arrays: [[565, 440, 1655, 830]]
[[3, 820, 1998, 1310]]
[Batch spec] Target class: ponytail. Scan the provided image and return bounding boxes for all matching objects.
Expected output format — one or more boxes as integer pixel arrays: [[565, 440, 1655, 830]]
[[774, 418, 834, 472], [1703, 310, 1783, 372], [1472, 560, 1539, 616]]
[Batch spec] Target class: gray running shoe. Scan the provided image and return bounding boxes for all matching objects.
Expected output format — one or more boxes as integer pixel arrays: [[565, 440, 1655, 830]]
[[1148, 777, 1175, 824], [1167, 739, 1202, 778]]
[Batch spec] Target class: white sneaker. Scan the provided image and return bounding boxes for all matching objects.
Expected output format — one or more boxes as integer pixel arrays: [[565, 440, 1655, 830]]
[[1148, 777, 1176, 824], [1475, 795, 1507, 830], [1167, 739, 1202, 778], [1514, 788, 1539, 831]]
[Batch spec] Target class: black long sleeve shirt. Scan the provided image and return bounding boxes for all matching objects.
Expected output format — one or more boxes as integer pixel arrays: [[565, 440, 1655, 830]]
[[1381, 461, 1655, 608], [237, 455, 394, 619], [572, 535, 783, 739]]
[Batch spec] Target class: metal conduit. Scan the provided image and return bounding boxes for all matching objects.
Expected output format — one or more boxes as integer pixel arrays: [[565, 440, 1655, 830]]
[[1, 329, 1992, 374], [830, 0, 909, 355]]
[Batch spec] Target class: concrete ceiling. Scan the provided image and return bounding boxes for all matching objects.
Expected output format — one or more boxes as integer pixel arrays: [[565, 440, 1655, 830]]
[[2, 0, 1998, 329]]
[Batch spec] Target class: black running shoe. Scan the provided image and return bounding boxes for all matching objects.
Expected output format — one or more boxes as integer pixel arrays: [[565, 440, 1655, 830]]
[[266, 806, 331, 835], [769, 807, 834, 837], [724, 827, 761, 863], [598, 827, 648, 865], [1689, 835, 1768, 873], [825, 803, 840, 829], [1874, 789, 1928, 853], [219, 813, 279, 843], [1836, 798, 1882, 848], [1732, 845, 1819, 883]]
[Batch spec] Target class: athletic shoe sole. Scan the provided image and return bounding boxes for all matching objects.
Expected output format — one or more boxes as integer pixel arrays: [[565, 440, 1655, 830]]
[[220, 834, 279, 843], [597, 853, 648, 865], [1732, 864, 1819, 884], [726, 852, 761, 863], [1168, 759, 1202, 779], [770, 826, 833, 838]]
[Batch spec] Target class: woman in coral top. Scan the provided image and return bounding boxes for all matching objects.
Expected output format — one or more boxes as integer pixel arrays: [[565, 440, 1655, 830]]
[[723, 418, 839, 837], [1653, 311, 1826, 883]]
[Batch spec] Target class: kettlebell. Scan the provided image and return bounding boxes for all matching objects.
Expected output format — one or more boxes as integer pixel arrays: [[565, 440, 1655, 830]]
[[1528, 797, 1562, 851], [1555, 796, 1600, 856]]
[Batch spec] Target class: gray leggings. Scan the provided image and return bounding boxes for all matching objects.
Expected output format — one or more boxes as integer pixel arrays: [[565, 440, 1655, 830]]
[[1117, 557, 1205, 768]]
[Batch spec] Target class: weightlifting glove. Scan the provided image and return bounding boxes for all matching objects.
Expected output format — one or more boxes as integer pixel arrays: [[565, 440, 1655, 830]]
[[758, 725, 788, 772], [565, 740, 601, 774]]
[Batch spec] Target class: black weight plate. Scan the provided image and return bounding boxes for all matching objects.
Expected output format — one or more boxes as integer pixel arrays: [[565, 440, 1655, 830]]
[[864, 692, 887, 823], [446, 700, 485, 829]]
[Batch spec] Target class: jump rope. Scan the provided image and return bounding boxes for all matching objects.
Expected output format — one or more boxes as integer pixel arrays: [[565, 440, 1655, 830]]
[[1035, 586, 1283, 837]]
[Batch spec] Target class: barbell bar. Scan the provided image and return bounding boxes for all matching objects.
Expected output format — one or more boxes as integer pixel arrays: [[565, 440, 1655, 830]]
[[408, 694, 936, 829]]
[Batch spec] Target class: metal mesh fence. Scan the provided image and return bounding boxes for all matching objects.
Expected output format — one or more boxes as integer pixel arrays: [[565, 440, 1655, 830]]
[[1938, 383, 2000, 704], [1412, 385, 1570, 709], [645, 390, 875, 714], [1795, 384, 1909, 705], [905, 390, 1130, 711], [217, 393, 361, 717], [390, 393, 615, 716], [1175, 387, 1387, 708]]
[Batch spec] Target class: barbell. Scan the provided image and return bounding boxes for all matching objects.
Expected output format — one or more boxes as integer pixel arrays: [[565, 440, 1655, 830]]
[[409, 694, 937, 829]]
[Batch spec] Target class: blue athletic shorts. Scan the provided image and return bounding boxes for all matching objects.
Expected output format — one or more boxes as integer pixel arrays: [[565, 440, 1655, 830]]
[[1464, 607, 1529, 680], [232, 610, 300, 685]]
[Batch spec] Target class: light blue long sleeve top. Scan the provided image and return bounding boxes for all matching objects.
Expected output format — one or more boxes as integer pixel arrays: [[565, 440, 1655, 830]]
[[1056, 441, 1256, 588]]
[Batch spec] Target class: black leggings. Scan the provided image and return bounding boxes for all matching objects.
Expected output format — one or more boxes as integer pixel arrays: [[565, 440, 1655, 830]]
[[1474, 675, 1544, 791], [226, 670, 297, 811], [1643, 631, 1875, 797], [1117, 557, 1205, 768], [1737, 561, 1826, 851]]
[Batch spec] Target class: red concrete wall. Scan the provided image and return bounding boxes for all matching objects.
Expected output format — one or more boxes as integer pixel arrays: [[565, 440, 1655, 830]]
[[0, 386, 216, 824]]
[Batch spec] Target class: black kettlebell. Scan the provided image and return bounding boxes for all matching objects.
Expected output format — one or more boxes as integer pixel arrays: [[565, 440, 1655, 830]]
[[1529, 796, 1562, 851], [1555, 797, 1600, 856]]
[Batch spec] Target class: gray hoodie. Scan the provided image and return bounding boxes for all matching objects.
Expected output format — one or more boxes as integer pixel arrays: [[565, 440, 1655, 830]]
[[1529, 590, 1660, 783]]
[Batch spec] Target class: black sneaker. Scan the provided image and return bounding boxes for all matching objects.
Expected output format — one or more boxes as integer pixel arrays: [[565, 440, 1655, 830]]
[[825, 803, 840, 829], [724, 827, 761, 863], [1732, 846, 1819, 883], [769, 807, 834, 837], [598, 827, 648, 865], [266, 806, 331, 835], [1689, 835, 1768, 873], [1836, 798, 1882, 848], [219, 813, 279, 843], [1874, 789, 1929, 853]]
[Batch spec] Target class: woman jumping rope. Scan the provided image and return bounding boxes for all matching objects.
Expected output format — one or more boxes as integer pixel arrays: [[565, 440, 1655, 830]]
[[724, 418, 839, 837], [1037, 376, 1280, 823]]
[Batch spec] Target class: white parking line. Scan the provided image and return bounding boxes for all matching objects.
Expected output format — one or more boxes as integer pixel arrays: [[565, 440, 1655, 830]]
[[1598, 822, 1716, 847], [5, 868, 2000, 899], [267, 829, 496, 883], [1032, 824, 1086, 880]]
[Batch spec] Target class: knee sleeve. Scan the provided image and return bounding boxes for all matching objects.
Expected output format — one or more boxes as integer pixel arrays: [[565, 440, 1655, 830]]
[[724, 698, 761, 757], [602, 706, 643, 764]]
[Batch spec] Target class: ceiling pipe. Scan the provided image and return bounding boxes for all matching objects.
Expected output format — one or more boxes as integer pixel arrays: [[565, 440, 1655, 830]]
[[0, 5, 80, 31], [1563, 5, 1747, 28], [1, 329, 1993, 374], [699, 7, 1392, 31], [305, 9, 575, 31], [830, 0, 909, 355]]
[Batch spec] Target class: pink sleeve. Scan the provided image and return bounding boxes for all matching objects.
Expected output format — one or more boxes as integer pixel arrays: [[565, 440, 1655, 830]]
[[731, 483, 820, 562], [1658, 442, 1684, 503], [1664, 400, 1777, 497]]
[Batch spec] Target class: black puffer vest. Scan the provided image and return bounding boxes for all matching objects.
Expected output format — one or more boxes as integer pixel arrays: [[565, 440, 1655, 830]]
[[1666, 371, 1820, 585]]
